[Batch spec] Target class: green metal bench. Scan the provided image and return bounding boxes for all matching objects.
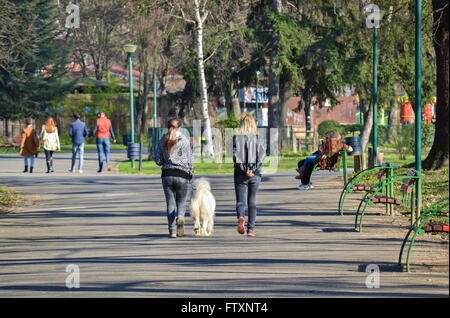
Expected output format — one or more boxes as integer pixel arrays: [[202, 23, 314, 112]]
[[398, 196, 449, 272], [310, 149, 348, 186], [338, 163, 397, 216], [354, 169, 421, 232]]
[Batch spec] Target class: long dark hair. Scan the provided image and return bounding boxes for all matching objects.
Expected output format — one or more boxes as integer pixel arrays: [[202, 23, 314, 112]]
[[164, 119, 180, 155]]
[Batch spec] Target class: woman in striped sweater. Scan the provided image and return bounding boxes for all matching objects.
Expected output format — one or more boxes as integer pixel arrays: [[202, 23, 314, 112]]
[[154, 119, 194, 238]]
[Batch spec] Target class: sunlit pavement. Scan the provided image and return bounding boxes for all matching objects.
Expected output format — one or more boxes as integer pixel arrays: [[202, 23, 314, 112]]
[[0, 151, 448, 297]]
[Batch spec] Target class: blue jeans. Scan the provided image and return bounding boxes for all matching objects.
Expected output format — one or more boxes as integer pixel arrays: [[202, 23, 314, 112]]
[[161, 176, 189, 231], [24, 156, 35, 167], [301, 152, 321, 185], [71, 143, 85, 171], [234, 174, 261, 230], [96, 138, 111, 170]]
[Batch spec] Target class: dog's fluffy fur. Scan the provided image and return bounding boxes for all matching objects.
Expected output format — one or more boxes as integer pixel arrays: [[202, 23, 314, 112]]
[[190, 178, 216, 236]]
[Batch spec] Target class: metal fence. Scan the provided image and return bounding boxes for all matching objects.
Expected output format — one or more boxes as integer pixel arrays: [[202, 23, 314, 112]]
[[147, 126, 284, 160]]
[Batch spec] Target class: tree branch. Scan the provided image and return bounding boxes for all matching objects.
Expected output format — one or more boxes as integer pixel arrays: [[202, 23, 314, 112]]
[[203, 36, 227, 63]]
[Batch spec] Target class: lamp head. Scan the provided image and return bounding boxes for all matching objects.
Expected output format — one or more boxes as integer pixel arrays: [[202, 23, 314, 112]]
[[123, 44, 137, 54]]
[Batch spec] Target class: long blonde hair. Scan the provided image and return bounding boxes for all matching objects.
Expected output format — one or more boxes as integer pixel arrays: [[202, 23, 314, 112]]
[[164, 118, 180, 155], [44, 117, 57, 133], [238, 113, 258, 135]]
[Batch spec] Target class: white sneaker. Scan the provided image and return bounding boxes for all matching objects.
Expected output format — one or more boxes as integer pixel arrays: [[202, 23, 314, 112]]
[[308, 183, 314, 189], [69, 169, 75, 173], [297, 184, 310, 190], [79, 170, 83, 174]]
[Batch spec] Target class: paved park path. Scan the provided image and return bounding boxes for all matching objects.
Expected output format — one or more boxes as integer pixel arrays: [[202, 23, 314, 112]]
[[0, 150, 448, 297]]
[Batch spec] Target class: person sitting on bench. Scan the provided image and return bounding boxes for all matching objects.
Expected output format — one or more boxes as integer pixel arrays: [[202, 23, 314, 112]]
[[296, 131, 352, 190]]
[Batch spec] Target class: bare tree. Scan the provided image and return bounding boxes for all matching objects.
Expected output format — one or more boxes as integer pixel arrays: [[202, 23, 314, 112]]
[[170, 0, 215, 158], [62, 0, 131, 80], [130, 1, 178, 139]]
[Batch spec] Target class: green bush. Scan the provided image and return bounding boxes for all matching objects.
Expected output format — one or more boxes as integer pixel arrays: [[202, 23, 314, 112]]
[[341, 124, 363, 137], [216, 113, 240, 129], [318, 120, 345, 138], [390, 122, 434, 159], [370, 125, 388, 145], [392, 125, 411, 160], [420, 122, 435, 149], [59, 132, 96, 145], [60, 133, 72, 145]]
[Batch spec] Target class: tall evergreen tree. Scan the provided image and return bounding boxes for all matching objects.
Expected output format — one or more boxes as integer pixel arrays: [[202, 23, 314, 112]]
[[247, 0, 354, 148], [0, 0, 75, 120]]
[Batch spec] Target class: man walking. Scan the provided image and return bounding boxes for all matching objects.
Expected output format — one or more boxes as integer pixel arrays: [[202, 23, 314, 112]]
[[91, 111, 116, 173], [69, 112, 88, 173]]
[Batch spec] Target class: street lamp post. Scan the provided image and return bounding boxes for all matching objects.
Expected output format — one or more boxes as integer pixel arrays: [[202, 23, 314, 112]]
[[123, 44, 137, 168], [372, 26, 379, 166], [255, 71, 261, 126], [414, 0, 423, 221]]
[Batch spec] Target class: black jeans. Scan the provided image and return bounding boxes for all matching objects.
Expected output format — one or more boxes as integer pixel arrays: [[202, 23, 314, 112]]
[[44, 150, 54, 162], [234, 173, 261, 230], [161, 176, 189, 231]]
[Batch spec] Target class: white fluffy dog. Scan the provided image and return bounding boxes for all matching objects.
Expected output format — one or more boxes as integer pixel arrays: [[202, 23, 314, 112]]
[[190, 178, 216, 236]]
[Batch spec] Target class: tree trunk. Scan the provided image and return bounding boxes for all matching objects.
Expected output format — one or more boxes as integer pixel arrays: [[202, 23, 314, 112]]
[[303, 88, 312, 152], [279, 82, 292, 150], [360, 100, 373, 169], [423, 0, 449, 169], [230, 82, 241, 118], [136, 70, 149, 141], [76, 49, 87, 78], [194, 0, 214, 158], [268, 0, 282, 131], [91, 52, 103, 81], [387, 106, 399, 143], [141, 97, 149, 138], [5, 119, 9, 137]]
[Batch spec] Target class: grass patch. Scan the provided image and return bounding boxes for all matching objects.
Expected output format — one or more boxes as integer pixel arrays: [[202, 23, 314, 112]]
[[116, 145, 429, 176], [0, 144, 146, 154], [422, 169, 449, 224], [348, 167, 449, 225], [117, 156, 302, 175], [0, 186, 18, 212], [60, 144, 140, 152]]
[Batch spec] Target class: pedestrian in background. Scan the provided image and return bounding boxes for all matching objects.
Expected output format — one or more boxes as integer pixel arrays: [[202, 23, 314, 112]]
[[91, 111, 116, 173], [154, 118, 194, 238], [295, 131, 351, 190], [232, 113, 266, 237], [19, 118, 40, 174], [69, 112, 88, 173], [40, 117, 60, 173]]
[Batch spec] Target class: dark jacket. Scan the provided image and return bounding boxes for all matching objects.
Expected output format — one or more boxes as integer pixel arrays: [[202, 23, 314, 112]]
[[69, 119, 88, 145], [232, 134, 266, 177]]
